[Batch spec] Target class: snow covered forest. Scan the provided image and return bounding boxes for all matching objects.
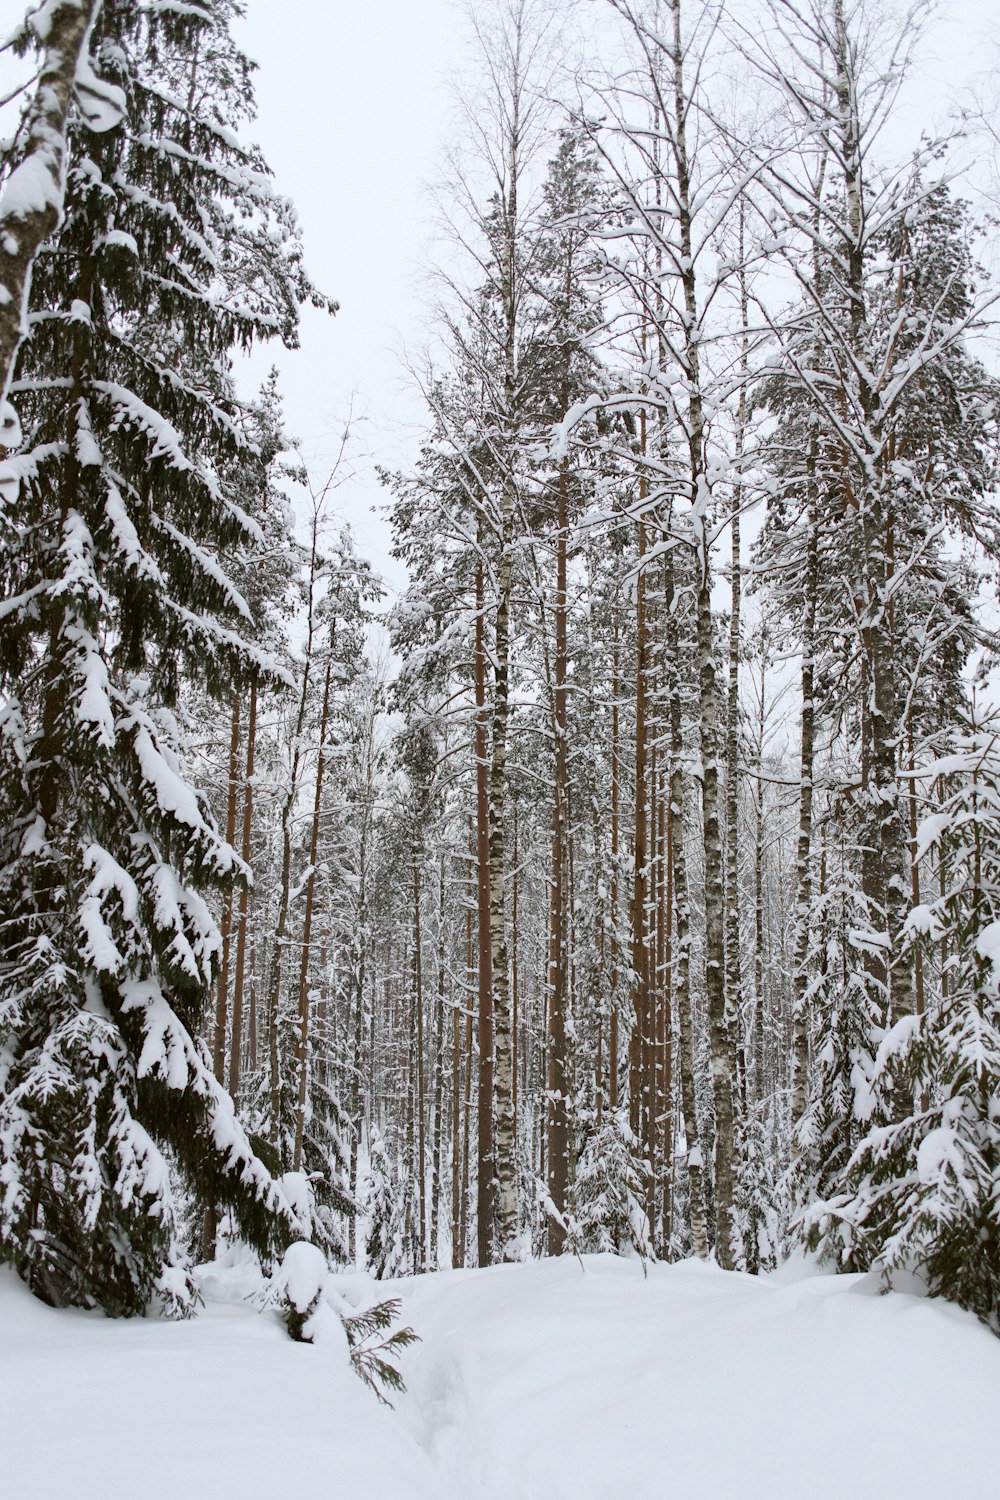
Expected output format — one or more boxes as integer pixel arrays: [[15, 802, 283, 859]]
[[4, 0, 1000, 1441]]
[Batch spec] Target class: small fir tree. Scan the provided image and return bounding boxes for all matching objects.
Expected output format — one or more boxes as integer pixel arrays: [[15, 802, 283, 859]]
[[362, 1126, 405, 1280], [572, 1109, 651, 1261]]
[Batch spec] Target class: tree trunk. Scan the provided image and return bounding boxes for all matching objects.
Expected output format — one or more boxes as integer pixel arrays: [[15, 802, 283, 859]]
[[412, 853, 428, 1267], [347, 786, 371, 1264], [229, 677, 258, 1102], [546, 458, 571, 1253], [669, 0, 738, 1268], [790, 517, 817, 1130], [0, 0, 104, 426], [669, 620, 709, 1261], [430, 854, 447, 1270], [292, 634, 335, 1172], [832, 0, 912, 1050], [212, 696, 241, 1083], [610, 625, 621, 1112], [266, 531, 320, 1158], [630, 468, 652, 1172], [474, 551, 496, 1265]]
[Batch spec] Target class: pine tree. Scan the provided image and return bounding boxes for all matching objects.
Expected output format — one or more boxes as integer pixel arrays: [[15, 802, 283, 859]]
[[0, 0, 325, 1313]]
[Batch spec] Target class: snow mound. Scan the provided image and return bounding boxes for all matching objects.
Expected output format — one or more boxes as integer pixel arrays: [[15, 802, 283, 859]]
[[280, 1239, 328, 1313]]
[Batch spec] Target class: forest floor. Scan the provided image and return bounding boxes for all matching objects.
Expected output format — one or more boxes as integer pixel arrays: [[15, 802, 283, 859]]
[[2, 1252, 997, 1499]]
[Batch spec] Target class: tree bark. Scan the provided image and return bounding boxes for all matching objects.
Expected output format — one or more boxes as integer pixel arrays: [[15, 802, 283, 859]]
[[546, 458, 572, 1253], [668, 592, 709, 1260], [668, 0, 738, 1268], [474, 553, 495, 1264], [229, 677, 257, 1102], [790, 517, 817, 1131], [0, 0, 104, 429], [630, 456, 652, 1171], [212, 696, 241, 1083], [292, 632, 335, 1173], [609, 625, 621, 1112]]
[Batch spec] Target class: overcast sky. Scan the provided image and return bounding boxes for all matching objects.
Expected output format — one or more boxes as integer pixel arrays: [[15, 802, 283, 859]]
[[233, 0, 999, 591], [233, 1, 470, 588], [3, 2, 997, 590]]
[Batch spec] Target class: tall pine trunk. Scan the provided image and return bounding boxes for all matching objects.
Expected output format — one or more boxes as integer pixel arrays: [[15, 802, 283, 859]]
[[292, 635, 335, 1172], [229, 678, 258, 1102], [474, 550, 495, 1265], [546, 459, 571, 1252]]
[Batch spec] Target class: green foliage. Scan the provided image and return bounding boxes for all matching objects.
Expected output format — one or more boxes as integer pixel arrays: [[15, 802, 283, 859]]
[[342, 1298, 420, 1406]]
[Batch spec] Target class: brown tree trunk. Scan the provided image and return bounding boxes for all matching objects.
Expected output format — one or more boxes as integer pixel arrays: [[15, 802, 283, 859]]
[[212, 697, 241, 1083], [630, 458, 651, 1172], [229, 677, 257, 1102], [412, 853, 428, 1267], [430, 855, 447, 1269], [546, 458, 572, 1253], [831, 0, 912, 1050], [474, 552, 495, 1264], [0, 0, 103, 422], [610, 626, 621, 1112], [266, 528, 322, 1158], [659, 745, 673, 1252], [292, 634, 335, 1172], [667, 0, 738, 1268], [453, 895, 470, 1268], [667, 558, 709, 1259], [790, 517, 817, 1131], [347, 754, 373, 1263]]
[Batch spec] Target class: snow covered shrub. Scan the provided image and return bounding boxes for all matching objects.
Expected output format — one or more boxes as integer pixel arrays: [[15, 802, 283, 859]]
[[279, 1240, 331, 1343], [736, 1103, 782, 1274], [794, 822, 883, 1272], [275, 1241, 417, 1402]]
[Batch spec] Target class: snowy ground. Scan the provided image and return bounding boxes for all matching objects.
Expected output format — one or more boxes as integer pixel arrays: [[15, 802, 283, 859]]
[[3, 1254, 998, 1500]]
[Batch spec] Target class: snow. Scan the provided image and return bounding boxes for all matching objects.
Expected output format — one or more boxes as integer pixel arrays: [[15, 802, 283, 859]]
[[74, 53, 127, 134], [399, 1257, 1000, 1500], [4, 1254, 999, 1500], [280, 1240, 328, 1313], [975, 919, 1000, 975], [916, 1126, 966, 1188], [79, 843, 140, 973], [0, 1266, 440, 1500], [0, 153, 60, 223]]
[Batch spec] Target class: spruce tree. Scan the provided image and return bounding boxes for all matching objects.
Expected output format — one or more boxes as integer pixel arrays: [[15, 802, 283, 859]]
[[818, 709, 1000, 1324], [362, 1125, 405, 1280], [0, 0, 325, 1312]]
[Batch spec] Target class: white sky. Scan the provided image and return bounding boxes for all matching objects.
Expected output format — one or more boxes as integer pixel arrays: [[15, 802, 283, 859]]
[[234, 0, 1000, 594], [234, 1, 470, 590], [2, 1, 997, 594]]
